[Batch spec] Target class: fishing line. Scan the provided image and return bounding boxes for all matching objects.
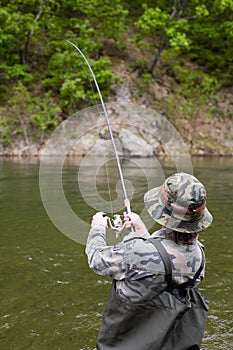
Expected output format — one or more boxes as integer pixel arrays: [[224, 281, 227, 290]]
[[66, 40, 134, 233], [105, 160, 114, 216], [74, 47, 115, 216]]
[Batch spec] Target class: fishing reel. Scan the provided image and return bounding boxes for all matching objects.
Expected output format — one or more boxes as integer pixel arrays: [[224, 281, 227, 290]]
[[103, 213, 126, 237]]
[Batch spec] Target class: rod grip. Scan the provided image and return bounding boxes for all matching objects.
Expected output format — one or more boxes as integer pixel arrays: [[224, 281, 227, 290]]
[[124, 198, 135, 232], [124, 198, 131, 214]]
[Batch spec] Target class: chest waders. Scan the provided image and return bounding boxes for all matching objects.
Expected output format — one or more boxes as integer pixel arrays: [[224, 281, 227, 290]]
[[96, 238, 209, 350]]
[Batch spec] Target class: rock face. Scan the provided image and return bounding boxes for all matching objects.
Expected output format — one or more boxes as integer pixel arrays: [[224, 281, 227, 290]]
[[65, 102, 189, 158], [1, 98, 233, 157], [119, 129, 153, 157]]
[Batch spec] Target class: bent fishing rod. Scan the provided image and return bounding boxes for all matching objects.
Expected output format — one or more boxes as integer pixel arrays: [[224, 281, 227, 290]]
[[66, 40, 134, 235]]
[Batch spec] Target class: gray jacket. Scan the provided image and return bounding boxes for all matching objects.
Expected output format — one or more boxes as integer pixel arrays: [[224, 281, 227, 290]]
[[86, 226, 204, 302]]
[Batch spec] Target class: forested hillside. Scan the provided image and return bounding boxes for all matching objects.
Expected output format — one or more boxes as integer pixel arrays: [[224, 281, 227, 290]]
[[0, 0, 232, 155]]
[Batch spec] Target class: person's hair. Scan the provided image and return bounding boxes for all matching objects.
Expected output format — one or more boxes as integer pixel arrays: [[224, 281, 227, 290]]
[[165, 230, 198, 245]]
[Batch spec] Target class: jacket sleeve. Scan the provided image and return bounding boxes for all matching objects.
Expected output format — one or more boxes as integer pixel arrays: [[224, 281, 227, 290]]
[[85, 225, 128, 280]]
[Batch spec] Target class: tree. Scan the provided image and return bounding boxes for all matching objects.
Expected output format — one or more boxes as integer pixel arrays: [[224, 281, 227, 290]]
[[0, 0, 128, 113], [134, 1, 192, 78], [0, 81, 61, 147], [134, 0, 233, 86]]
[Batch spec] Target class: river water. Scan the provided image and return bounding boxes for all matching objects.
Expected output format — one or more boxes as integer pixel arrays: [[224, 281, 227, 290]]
[[0, 157, 232, 349]]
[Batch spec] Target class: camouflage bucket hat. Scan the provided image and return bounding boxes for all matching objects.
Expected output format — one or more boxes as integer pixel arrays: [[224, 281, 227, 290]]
[[144, 172, 213, 233]]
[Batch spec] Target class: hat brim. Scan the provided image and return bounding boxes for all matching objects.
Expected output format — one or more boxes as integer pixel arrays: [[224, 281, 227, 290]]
[[144, 186, 213, 233]]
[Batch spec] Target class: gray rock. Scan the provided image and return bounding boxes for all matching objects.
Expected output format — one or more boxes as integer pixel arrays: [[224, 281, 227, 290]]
[[119, 129, 153, 157]]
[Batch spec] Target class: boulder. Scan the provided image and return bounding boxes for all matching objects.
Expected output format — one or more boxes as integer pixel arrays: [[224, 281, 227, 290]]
[[119, 129, 153, 157]]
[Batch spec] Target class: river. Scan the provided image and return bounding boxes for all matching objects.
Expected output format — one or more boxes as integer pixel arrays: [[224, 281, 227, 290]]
[[0, 156, 232, 349]]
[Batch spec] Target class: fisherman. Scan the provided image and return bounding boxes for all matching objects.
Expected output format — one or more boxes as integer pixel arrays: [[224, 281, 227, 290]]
[[86, 172, 213, 350]]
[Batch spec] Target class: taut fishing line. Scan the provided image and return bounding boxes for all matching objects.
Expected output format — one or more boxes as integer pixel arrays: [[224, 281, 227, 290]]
[[69, 44, 116, 224], [66, 40, 134, 235], [39, 40, 193, 245]]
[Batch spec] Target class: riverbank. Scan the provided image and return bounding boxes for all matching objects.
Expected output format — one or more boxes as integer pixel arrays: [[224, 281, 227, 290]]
[[1, 84, 232, 158], [1, 2, 232, 159], [1, 54, 232, 158]]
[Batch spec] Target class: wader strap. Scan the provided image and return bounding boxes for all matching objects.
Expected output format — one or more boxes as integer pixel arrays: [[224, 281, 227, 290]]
[[149, 238, 205, 291], [176, 243, 205, 290], [195, 243, 205, 278], [148, 238, 173, 287], [124, 235, 205, 290]]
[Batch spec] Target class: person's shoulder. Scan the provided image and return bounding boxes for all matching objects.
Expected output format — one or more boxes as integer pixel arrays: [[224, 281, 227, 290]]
[[158, 237, 201, 257], [122, 233, 154, 253]]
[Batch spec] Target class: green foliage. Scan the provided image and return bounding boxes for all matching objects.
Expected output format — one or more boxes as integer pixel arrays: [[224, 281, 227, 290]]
[[0, 0, 232, 150], [134, 0, 233, 86], [0, 63, 33, 82], [138, 73, 153, 95], [32, 94, 61, 132], [135, 4, 191, 52], [195, 4, 209, 17], [213, 0, 233, 12], [137, 6, 169, 33], [172, 64, 220, 102], [0, 0, 129, 147], [0, 0, 128, 113], [42, 46, 117, 114], [0, 82, 62, 146], [0, 114, 11, 145], [166, 21, 191, 52]]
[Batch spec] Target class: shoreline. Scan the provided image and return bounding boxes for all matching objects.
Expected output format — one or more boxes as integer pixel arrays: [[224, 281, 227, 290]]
[[1, 151, 232, 158]]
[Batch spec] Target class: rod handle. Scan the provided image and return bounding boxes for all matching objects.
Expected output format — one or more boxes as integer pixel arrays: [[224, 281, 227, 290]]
[[124, 198, 135, 232]]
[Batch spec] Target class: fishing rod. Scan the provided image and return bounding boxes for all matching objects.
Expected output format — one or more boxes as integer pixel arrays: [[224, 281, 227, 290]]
[[66, 40, 134, 235]]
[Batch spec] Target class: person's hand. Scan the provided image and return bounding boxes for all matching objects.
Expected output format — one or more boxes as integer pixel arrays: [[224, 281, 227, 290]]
[[124, 212, 149, 237], [91, 212, 108, 228]]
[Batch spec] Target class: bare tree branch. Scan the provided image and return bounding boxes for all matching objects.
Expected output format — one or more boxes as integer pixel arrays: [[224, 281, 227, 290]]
[[21, 0, 45, 65]]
